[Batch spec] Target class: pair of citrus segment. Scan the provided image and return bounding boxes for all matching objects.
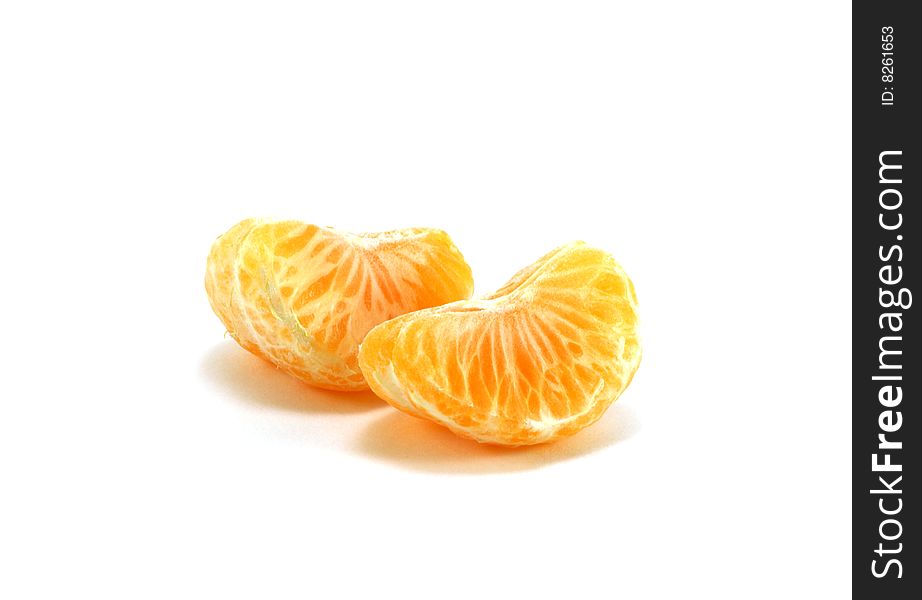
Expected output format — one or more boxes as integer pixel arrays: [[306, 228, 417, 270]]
[[358, 241, 641, 445], [205, 219, 474, 391], [206, 220, 641, 445]]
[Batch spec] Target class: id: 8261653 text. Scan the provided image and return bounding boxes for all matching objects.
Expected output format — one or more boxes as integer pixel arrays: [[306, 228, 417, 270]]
[[881, 26, 895, 106]]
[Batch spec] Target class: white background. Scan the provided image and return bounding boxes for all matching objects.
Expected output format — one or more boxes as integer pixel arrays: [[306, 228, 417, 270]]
[[1, 2, 850, 598]]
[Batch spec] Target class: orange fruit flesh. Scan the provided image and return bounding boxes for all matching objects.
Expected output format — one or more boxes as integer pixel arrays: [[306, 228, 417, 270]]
[[205, 219, 474, 391], [358, 242, 641, 445]]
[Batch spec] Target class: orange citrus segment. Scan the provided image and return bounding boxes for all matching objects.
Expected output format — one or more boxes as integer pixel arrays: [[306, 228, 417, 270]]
[[205, 219, 474, 391], [358, 242, 641, 445]]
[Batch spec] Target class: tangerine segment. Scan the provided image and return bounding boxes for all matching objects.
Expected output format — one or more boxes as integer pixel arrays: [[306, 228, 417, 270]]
[[205, 219, 474, 391], [358, 242, 641, 445]]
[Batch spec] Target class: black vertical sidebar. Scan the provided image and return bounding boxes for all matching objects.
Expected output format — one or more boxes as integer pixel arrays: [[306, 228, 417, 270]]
[[853, 1, 918, 597]]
